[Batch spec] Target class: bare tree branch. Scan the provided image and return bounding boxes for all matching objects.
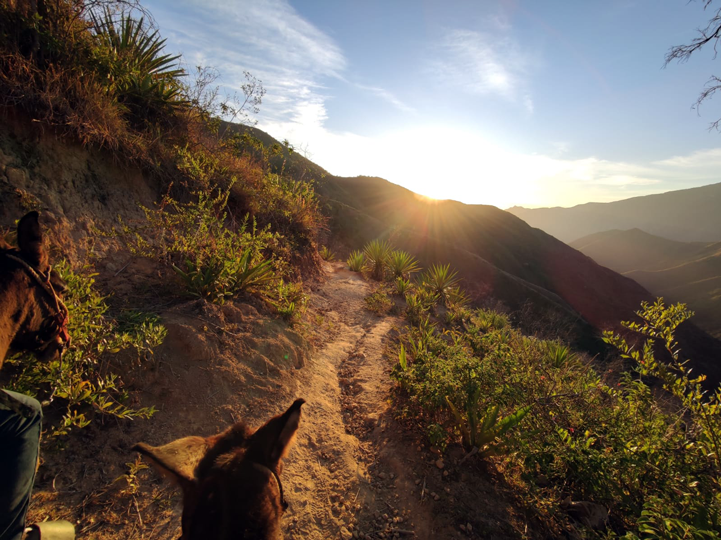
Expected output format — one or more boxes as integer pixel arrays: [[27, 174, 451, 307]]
[[666, 1, 721, 129]]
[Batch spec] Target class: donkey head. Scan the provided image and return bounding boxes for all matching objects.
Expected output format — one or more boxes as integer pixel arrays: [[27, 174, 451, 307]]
[[134, 399, 305, 540], [0, 211, 68, 366]]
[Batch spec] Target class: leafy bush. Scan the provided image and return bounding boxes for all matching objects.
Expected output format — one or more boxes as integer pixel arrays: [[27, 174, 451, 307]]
[[365, 289, 393, 315], [121, 182, 284, 303], [363, 239, 392, 281], [387, 250, 420, 279], [4, 261, 163, 437], [271, 279, 307, 323], [392, 286, 721, 536], [347, 250, 365, 272]]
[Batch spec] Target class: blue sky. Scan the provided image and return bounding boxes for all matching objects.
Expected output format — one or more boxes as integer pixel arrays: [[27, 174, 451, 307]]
[[143, 0, 721, 208]]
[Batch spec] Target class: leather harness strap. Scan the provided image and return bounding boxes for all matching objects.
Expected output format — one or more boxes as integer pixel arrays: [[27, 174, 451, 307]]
[[253, 463, 289, 511], [5, 253, 71, 348]]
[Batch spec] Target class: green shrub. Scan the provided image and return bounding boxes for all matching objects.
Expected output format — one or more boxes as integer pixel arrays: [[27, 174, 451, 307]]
[[363, 239, 392, 280], [120, 182, 283, 303], [347, 250, 365, 272], [271, 279, 307, 323], [387, 250, 420, 279], [365, 289, 393, 315], [4, 261, 163, 437], [391, 293, 721, 535]]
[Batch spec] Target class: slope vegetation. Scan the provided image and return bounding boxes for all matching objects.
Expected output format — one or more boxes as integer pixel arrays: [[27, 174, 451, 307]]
[[508, 183, 721, 243]]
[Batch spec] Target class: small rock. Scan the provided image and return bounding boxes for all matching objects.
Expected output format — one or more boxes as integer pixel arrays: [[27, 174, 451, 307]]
[[460, 524, 466, 532], [378, 472, 387, 480], [435, 459, 445, 469], [443, 470, 449, 477], [389, 473, 395, 479], [466, 523, 472, 533], [415, 479, 421, 485], [6, 166, 27, 186]]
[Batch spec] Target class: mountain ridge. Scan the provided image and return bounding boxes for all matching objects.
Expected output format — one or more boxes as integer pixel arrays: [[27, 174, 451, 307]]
[[507, 182, 721, 243]]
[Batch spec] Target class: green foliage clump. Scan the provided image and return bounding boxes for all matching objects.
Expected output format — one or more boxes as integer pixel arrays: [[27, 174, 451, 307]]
[[393, 293, 721, 537], [419, 263, 460, 303], [364, 288, 393, 315], [90, 8, 187, 127], [271, 279, 307, 323], [347, 250, 365, 272], [319, 246, 335, 261], [363, 239, 392, 281], [4, 261, 163, 437], [387, 250, 420, 279], [394, 276, 411, 296], [121, 182, 284, 303]]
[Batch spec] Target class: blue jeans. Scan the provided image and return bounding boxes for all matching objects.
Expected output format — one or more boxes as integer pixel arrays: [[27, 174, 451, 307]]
[[0, 390, 42, 540]]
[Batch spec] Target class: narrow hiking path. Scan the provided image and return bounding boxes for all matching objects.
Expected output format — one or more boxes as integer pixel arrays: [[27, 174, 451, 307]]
[[283, 261, 533, 540], [283, 261, 447, 540]]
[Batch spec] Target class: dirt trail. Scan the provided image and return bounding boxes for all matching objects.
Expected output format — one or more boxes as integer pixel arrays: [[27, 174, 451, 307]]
[[28, 261, 530, 539], [282, 262, 458, 540]]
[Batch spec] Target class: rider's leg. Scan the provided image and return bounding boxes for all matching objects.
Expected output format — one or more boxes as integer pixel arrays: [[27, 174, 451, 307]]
[[0, 390, 42, 540]]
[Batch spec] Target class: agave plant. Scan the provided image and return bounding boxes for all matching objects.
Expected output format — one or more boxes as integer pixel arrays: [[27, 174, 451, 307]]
[[544, 341, 580, 369], [446, 389, 531, 456], [387, 250, 420, 279], [363, 239, 392, 280], [92, 8, 187, 123], [319, 246, 335, 261], [420, 264, 460, 302], [346, 250, 365, 272], [395, 276, 411, 296]]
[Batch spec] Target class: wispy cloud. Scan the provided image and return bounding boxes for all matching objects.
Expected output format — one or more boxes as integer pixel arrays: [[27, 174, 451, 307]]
[[148, 0, 345, 131], [430, 28, 533, 110], [354, 84, 416, 114]]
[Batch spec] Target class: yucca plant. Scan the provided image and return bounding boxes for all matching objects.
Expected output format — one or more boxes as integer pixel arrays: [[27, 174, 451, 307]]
[[387, 250, 420, 279], [395, 276, 411, 296], [363, 239, 392, 280], [446, 286, 470, 309], [319, 246, 335, 261], [544, 341, 580, 369], [92, 8, 187, 124], [420, 264, 460, 302], [228, 251, 275, 294], [446, 390, 531, 456], [347, 250, 365, 272]]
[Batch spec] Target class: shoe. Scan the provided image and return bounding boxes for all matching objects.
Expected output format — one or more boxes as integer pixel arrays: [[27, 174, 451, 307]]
[[23, 520, 75, 540]]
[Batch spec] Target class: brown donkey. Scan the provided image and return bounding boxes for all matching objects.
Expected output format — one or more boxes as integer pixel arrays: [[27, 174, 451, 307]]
[[0, 211, 69, 368], [134, 399, 305, 540]]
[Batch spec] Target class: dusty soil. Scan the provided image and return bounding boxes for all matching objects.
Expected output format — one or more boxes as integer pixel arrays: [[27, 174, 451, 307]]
[[25, 261, 542, 540]]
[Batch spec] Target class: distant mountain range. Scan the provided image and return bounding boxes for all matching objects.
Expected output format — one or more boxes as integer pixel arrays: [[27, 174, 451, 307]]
[[507, 183, 721, 243], [224, 123, 721, 382], [572, 229, 721, 339]]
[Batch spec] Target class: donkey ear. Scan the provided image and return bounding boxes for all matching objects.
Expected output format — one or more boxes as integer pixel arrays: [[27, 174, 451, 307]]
[[17, 211, 48, 268], [133, 436, 210, 490], [262, 399, 305, 464]]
